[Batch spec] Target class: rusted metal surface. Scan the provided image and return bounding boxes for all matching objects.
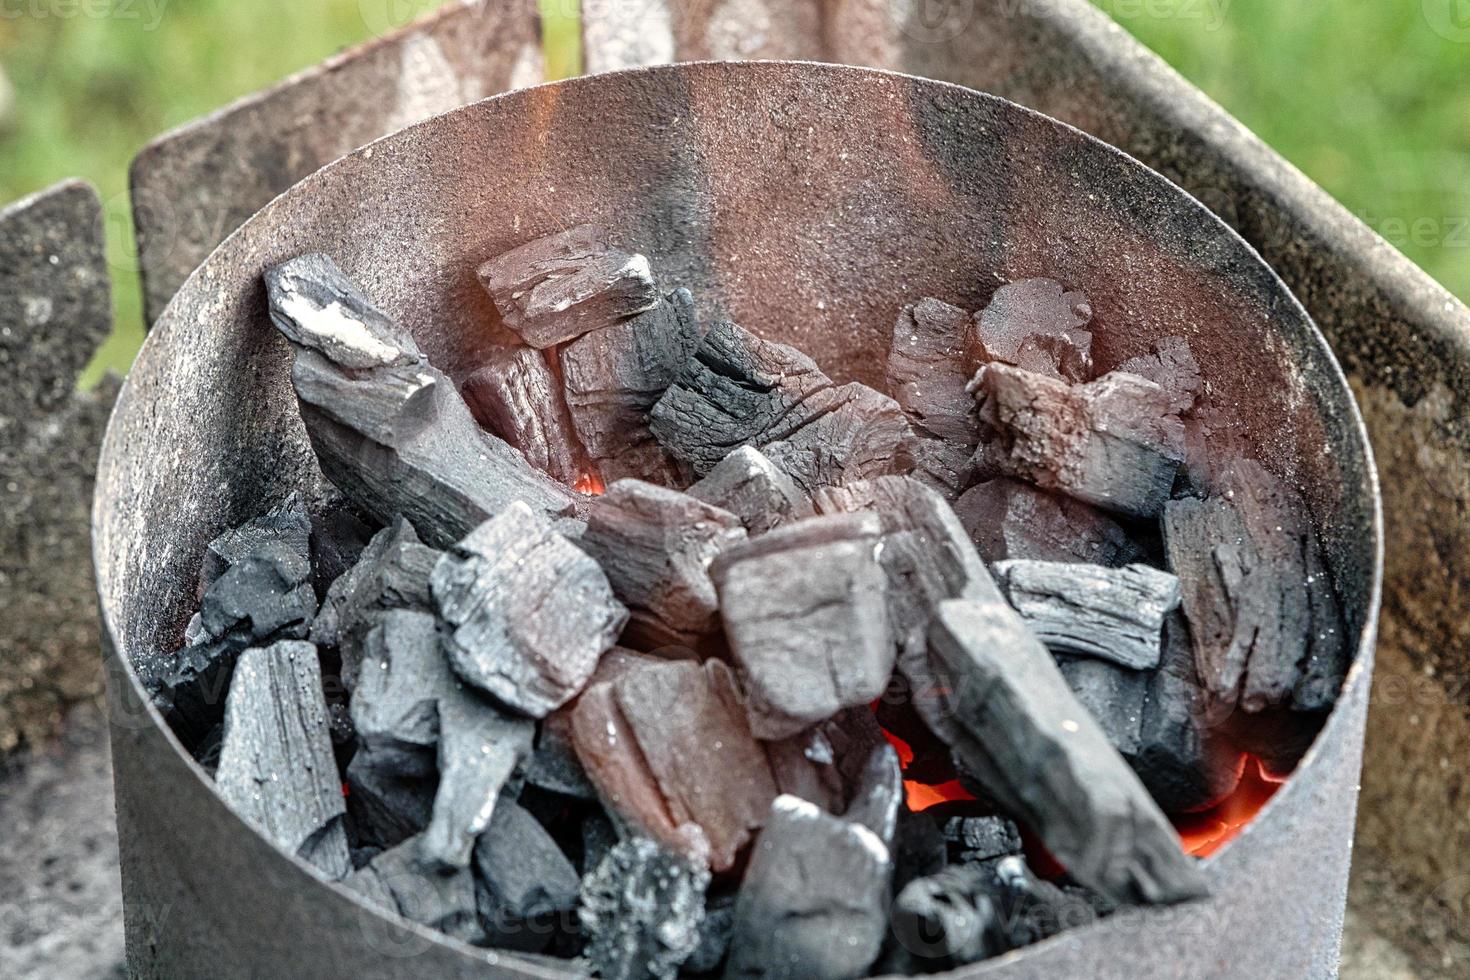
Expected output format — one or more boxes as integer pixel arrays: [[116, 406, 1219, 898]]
[[129, 0, 544, 327], [95, 62, 1380, 978]]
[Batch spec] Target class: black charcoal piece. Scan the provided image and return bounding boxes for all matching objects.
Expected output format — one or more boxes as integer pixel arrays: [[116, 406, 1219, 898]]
[[886, 298, 981, 495], [580, 479, 747, 643], [989, 854, 1101, 948], [355, 834, 484, 944], [561, 288, 702, 485], [941, 815, 1022, 865], [199, 491, 312, 594], [891, 809, 948, 894], [522, 712, 597, 800], [571, 658, 779, 872], [975, 278, 1093, 382], [1057, 656, 1149, 760], [198, 540, 316, 643], [264, 252, 419, 369], [345, 750, 437, 851], [725, 795, 892, 980], [710, 514, 893, 739], [687, 446, 809, 535], [580, 809, 622, 877], [478, 226, 660, 349], [994, 560, 1180, 670], [952, 478, 1145, 567], [1118, 336, 1202, 414], [214, 641, 350, 879], [970, 364, 1185, 519], [924, 599, 1209, 905], [461, 345, 589, 486], [890, 863, 1005, 968], [309, 495, 377, 597], [579, 836, 710, 980], [432, 501, 627, 718], [686, 893, 737, 975], [473, 797, 580, 951]]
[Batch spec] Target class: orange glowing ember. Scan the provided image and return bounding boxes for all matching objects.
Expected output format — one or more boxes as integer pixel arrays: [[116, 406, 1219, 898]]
[[1174, 757, 1286, 857], [880, 726, 978, 812], [575, 472, 606, 495]]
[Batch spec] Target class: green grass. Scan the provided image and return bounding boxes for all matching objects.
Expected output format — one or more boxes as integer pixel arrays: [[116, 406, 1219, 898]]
[[0, 0, 1463, 382]]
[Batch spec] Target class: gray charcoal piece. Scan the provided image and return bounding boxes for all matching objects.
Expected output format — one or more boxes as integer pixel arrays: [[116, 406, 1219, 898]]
[[580, 836, 711, 980], [886, 297, 981, 495], [994, 560, 1181, 670], [580, 479, 747, 642], [942, 815, 1022, 865], [952, 478, 1146, 567], [477, 225, 660, 349], [561, 287, 702, 485], [344, 750, 436, 851], [432, 501, 627, 718], [580, 809, 622, 878], [1118, 336, 1202, 414], [890, 862, 1005, 969], [473, 797, 580, 951], [686, 893, 737, 975], [970, 364, 1185, 519], [989, 855, 1104, 948], [198, 540, 316, 643], [521, 712, 597, 800], [763, 708, 885, 818], [711, 514, 893, 739], [760, 382, 914, 496], [214, 641, 350, 879], [724, 795, 892, 980], [461, 345, 589, 486], [925, 599, 1209, 905], [309, 494, 377, 596], [264, 252, 420, 369], [199, 491, 312, 594], [975, 277, 1093, 382], [1056, 656, 1149, 760], [844, 743, 904, 848], [688, 446, 810, 536], [359, 834, 484, 945]]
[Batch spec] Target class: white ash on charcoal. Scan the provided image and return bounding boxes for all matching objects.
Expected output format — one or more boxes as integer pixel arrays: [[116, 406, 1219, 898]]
[[214, 640, 350, 879], [649, 320, 912, 495], [710, 513, 893, 739], [265, 254, 576, 547], [685, 892, 737, 975], [1118, 336, 1202, 415], [942, 814, 1022, 866], [724, 794, 893, 980], [579, 835, 711, 980], [477, 225, 661, 349], [561, 287, 703, 485], [345, 833, 483, 945], [687, 446, 810, 536], [1162, 457, 1347, 713], [974, 278, 1094, 382], [473, 796, 581, 952], [579, 479, 747, 645], [993, 560, 1181, 670], [923, 599, 1209, 905], [952, 478, 1145, 567], [431, 501, 627, 718], [461, 345, 590, 486], [969, 363, 1185, 519], [198, 491, 312, 595], [885, 298, 981, 495], [1056, 655, 1150, 761]]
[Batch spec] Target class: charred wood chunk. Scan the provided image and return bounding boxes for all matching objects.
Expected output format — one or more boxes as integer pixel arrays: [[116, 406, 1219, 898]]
[[711, 514, 894, 739], [761, 382, 913, 496], [1162, 458, 1347, 712], [214, 640, 350, 879], [580, 479, 747, 643], [562, 288, 702, 485], [1118, 336, 1202, 414], [892, 809, 949, 894], [952, 478, 1145, 567], [925, 599, 1209, 905], [264, 252, 420, 369], [763, 707, 888, 818], [725, 795, 892, 980], [844, 743, 904, 848], [309, 495, 377, 598], [461, 346, 589, 486], [890, 863, 1005, 968], [941, 815, 1022, 865], [473, 797, 580, 952], [522, 710, 597, 800], [579, 835, 711, 980], [199, 490, 312, 594], [975, 278, 1093, 382], [686, 892, 737, 975], [1056, 656, 1149, 761], [345, 748, 436, 851], [570, 658, 779, 872], [477, 225, 660, 349], [988, 855, 1103, 948], [887, 298, 981, 495], [688, 446, 810, 536], [351, 834, 484, 945], [970, 364, 1185, 519], [994, 560, 1180, 670], [432, 501, 627, 718]]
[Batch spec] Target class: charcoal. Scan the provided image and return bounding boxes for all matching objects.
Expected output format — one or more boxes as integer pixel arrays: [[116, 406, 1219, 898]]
[[970, 364, 1185, 519], [688, 446, 809, 535], [952, 478, 1145, 567], [522, 712, 597, 800], [461, 345, 589, 486], [649, 321, 911, 494], [579, 836, 710, 980], [1056, 656, 1149, 760], [763, 708, 886, 817], [477, 225, 660, 349], [975, 278, 1093, 382], [710, 514, 893, 739], [844, 743, 904, 847], [264, 252, 419, 369], [1162, 457, 1346, 712], [345, 750, 437, 850], [686, 893, 737, 975], [214, 640, 350, 879], [561, 288, 703, 485], [580, 479, 747, 643], [988, 855, 1101, 947], [432, 502, 627, 718], [354, 834, 483, 944], [198, 540, 316, 643], [994, 560, 1181, 669], [580, 810, 622, 877], [724, 795, 892, 980], [570, 658, 779, 871], [890, 863, 1005, 968], [309, 495, 377, 597], [1118, 336, 1202, 414], [886, 298, 980, 494], [941, 815, 1021, 865], [473, 797, 580, 952], [199, 491, 312, 594], [924, 599, 1209, 905], [891, 809, 948, 893]]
